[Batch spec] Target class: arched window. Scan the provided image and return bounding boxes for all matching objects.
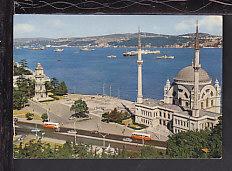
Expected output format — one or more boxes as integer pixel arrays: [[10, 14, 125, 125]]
[[201, 102, 204, 109], [186, 102, 189, 107], [210, 91, 213, 96], [211, 100, 214, 106], [179, 98, 182, 105], [206, 98, 209, 107], [202, 93, 205, 99]]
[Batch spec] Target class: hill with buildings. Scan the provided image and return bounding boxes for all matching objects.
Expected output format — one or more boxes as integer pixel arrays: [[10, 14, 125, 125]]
[[14, 32, 222, 48]]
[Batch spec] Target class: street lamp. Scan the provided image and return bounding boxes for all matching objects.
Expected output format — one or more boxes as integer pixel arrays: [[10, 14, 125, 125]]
[[73, 118, 78, 145], [99, 133, 107, 148], [142, 135, 145, 146]]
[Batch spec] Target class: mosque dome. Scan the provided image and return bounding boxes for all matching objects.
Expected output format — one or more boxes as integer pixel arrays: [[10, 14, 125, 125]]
[[174, 65, 211, 83]]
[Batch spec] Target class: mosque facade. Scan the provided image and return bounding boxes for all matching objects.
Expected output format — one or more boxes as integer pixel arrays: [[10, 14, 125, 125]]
[[134, 23, 221, 134]]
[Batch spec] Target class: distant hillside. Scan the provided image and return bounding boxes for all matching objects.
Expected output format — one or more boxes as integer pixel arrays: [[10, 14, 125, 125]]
[[14, 32, 222, 48]]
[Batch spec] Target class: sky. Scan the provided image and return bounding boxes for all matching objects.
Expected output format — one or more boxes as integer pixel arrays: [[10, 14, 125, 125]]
[[14, 15, 222, 38]]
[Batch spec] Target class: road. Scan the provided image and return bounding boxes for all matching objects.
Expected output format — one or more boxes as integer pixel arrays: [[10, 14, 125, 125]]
[[16, 121, 167, 151]]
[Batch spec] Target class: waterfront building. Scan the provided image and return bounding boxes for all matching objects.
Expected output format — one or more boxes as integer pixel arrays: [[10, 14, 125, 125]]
[[33, 63, 52, 102], [135, 22, 221, 134]]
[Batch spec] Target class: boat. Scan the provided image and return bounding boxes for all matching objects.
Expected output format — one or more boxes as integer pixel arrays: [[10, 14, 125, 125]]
[[80, 47, 95, 51], [29, 47, 45, 50], [107, 55, 116, 59], [123, 50, 161, 56], [123, 51, 137, 56], [54, 48, 64, 52], [156, 55, 175, 59]]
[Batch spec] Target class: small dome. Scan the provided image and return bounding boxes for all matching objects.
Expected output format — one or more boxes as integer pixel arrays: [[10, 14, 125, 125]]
[[174, 65, 211, 83], [36, 63, 43, 70]]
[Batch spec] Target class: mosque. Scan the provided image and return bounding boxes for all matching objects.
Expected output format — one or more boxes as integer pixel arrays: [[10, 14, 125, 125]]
[[134, 22, 222, 134]]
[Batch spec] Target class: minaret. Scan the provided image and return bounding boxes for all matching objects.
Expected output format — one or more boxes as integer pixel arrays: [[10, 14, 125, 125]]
[[192, 20, 201, 117], [137, 28, 143, 103]]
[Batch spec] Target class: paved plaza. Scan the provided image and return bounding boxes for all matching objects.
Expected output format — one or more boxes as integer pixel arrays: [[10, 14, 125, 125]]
[[24, 94, 169, 141]]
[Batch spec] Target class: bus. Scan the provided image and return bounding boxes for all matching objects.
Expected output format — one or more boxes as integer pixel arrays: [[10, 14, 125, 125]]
[[131, 132, 152, 141], [43, 122, 60, 131]]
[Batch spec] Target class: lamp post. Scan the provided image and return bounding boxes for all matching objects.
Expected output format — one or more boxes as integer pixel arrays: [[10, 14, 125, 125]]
[[142, 135, 145, 146], [73, 118, 78, 145], [99, 133, 107, 148]]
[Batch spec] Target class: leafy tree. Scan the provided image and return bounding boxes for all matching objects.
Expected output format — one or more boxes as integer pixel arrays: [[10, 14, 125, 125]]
[[47, 78, 68, 96], [167, 130, 211, 158], [41, 113, 48, 122], [101, 108, 130, 124], [208, 116, 222, 158], [16, 76, 35, 98], [25, 112, 34, 120], [51, 77, 59, 89], [55, 81, 68, 96], [13, 88, 28, 110], [18, 59, 28, 69], [70, 99, 89, 115], [14, 59, 32, 76]]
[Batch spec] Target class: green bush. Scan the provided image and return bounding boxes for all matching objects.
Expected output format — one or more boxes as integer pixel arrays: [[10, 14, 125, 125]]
[[41, 113, 48, 122], [25, 113, 34, 120]]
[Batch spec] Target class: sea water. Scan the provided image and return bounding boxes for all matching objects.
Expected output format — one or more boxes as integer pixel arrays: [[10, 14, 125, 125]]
[[13, 47, 222, 101]]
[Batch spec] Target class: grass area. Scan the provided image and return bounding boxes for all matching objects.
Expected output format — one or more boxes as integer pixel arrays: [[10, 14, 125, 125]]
[[122, 118, 148, 130], [13, 109, 42, 121]]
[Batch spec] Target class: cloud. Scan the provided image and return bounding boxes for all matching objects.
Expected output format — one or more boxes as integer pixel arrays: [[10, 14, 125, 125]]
[[174, 16, 222, 35], [199, 16, 222, 35], [14, 23, 35, 34], [174, 20, 194, 33], [48, 19, 65, 28]]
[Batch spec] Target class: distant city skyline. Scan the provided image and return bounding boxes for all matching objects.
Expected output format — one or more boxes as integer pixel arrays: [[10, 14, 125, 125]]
[[14, 15, 222, 38]]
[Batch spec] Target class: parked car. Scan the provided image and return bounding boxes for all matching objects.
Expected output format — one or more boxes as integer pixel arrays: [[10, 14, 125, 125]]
[[122, 138, 133, 142], [67, 130, 77, 134]]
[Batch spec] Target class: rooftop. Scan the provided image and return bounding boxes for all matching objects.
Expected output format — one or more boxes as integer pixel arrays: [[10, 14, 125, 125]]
[[136, 98, 221, 118]]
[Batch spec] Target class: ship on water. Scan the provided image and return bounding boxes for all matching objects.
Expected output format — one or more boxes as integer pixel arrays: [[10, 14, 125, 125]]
[[54, 48, 64, 52], [123, 50, 160, 56], [80, 47, 95, 51], [29, 46, 45, 50], [156, 55, 174, 59], [107, 55, 117, 59]]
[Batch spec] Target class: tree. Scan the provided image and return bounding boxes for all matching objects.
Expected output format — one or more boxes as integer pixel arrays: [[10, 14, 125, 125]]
[[41, 113, 48, 122], [16, 76, 35, 98], [208, 116, 222, 158], [70, 99, 89, 115], [55, 81, 68, 96], [25, 113, 34, 120], [166, 130, 211, 158], [48, 78, 68, 96], [14, 59, 32, 76], [13, 88, 28, 110], [51, 77, 59, 89]]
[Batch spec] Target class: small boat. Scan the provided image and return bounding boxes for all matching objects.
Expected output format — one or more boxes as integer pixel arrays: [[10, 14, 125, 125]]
[[107, 55, 117, 59], [123, 51, 137, 56], [80, 47, 95, 51], [29, 47, 45, 50], [54, 48, 64, 52], [57, 59, 61, 62], [156, 55, 174, 59], [123, 50, 161, 56]]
